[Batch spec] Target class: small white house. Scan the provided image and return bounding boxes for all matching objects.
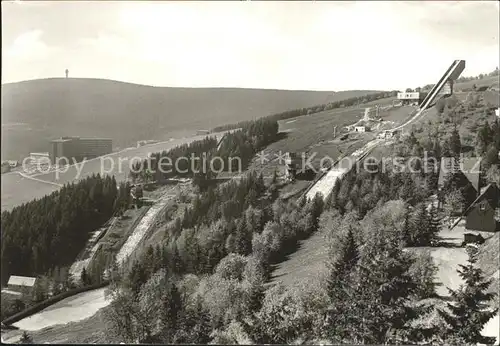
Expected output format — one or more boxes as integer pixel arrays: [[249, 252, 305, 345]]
[[29, 152, 50, 166], [380, 130, 400, 139], [354, 126, 370, 133], [495, 108, 499, 118], [7, 275, 37, 294]]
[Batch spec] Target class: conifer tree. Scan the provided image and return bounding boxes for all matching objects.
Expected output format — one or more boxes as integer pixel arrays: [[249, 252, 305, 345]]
[[345, 228, 427, 344], [426, 204, 441, 246], [326, 180, 341, 210], [257, 172, 265, 194], [399, 174, 416, 202], [310, 193, 325, 232], [52, 266, 62, 295], [127, 260, 148, 296], [449, 127, 462, 159], [438, 251, 498, 345], [160, 282, 183, 342], [323, 228, 359, 342], [80, 267, 91, 286], [19, 331, 33, 344], [476, 121, 493, 156], [271, 169, 278, 185], [170, 245, 184, 275], [408, 203, 429, 246], [176, 295, 211, 344]]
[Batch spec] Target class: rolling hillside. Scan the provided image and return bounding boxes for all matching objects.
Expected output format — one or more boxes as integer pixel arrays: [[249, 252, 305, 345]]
[[1, 78, 383, 160]]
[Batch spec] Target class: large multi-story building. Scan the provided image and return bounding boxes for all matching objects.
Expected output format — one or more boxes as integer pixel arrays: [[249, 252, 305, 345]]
[[50, 136, 112, 164]]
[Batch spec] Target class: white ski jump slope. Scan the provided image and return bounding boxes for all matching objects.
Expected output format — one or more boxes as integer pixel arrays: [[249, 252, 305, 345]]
[[115, 195, 171, 266], [306, 168, 349, 201]]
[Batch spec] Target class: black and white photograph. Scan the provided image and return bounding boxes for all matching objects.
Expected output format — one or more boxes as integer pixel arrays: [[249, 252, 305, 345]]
[[1, 0, 499, 344]]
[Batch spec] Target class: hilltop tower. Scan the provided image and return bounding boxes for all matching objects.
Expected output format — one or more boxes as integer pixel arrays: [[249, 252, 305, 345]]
[[65, 69, 69, 78]]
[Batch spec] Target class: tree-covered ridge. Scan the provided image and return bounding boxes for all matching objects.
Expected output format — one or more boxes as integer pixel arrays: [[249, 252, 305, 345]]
[[104, 170, 327, 343], [130, 118, 279, 185], [130, 136, 218, 182], [212, 91, 397, 132], [1, 174, 131, 284]]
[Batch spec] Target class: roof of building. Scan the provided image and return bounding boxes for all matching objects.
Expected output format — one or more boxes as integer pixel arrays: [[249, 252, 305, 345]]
[[79, 137, 112, 141], [50, 137, 112, 143], [7, 275, 37, 287], [397, 92, 421, 99], [466, 183, 499, 212], [438, 157, 481, 192], [50, 138, 73, 143]]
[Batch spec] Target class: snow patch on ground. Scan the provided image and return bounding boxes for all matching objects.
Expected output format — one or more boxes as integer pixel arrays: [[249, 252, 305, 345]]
[[12, 288, 110, 332], [429, 247, 468, 296], [1, 289, 22, 296], [481, 313, 500, 345]]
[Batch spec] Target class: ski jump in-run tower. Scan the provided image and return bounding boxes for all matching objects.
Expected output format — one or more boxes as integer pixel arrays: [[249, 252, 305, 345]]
[[418, 60, 465, 111], [65, 69, 69, 78]]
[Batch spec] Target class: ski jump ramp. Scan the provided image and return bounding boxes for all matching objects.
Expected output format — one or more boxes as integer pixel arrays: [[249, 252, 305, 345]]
[[419, 60, 465, 111], [306, 60, 465, 202]]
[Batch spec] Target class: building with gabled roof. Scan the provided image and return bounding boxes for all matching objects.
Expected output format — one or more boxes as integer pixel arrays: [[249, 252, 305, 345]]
[[7, 275, 37, 294], [438, 157, 481, 193], [354, 125, 370, 133], [451, 183, 500, 232]]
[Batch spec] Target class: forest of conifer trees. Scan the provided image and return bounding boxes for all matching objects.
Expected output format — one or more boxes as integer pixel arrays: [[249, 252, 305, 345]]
[[1, 175, 130, 285], [101, 116, 498, 344]]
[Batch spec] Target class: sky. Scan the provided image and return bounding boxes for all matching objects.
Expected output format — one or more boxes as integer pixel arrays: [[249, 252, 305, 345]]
[[2, 1, 499, 91]]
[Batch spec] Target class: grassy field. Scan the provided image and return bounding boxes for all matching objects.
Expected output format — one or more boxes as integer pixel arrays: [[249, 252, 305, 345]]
[[454, 75, 499, 91], [247, 99, 415, 190], [409, 89, 498, 152], [270, 225, 330, 288]]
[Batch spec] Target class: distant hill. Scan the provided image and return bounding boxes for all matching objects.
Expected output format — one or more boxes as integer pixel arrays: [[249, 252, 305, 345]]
[[1, 78, 383, 160]]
